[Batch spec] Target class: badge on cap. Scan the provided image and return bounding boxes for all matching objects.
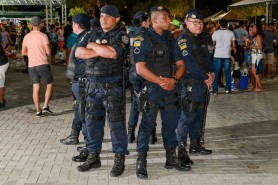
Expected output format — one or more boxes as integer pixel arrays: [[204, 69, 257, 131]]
[[191, 14, 196, 19], [158, 6, 163, 10]]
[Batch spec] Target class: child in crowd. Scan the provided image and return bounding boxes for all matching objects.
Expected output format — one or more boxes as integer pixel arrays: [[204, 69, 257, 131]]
[[231, 50, 242, 91]]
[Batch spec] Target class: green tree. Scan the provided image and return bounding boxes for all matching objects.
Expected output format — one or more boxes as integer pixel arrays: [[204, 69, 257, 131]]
[[68, 6, 87, 17]]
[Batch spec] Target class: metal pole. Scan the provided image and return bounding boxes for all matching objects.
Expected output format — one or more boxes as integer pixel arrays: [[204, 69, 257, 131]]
[[266, 2, 269, 24], [193, 0, 196, 9]]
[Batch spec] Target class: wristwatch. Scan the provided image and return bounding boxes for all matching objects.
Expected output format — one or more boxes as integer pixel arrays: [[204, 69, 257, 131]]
[[170, 76, 178, 84]]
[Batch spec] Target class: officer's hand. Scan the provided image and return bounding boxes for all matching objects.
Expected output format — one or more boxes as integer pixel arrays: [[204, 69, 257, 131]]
[[86, 42, 96, 49], [160, 77, 175, 91], [205, 81, 212, 90]]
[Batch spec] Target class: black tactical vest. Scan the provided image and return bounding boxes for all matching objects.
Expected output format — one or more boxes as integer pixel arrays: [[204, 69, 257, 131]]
[[85, 28, 124, 77], [129, 32, 135, 66], [184, 29, 209, 73], [145, 31, 174, 79]]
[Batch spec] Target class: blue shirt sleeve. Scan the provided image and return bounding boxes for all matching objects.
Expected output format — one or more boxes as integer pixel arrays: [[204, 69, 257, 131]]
[[133, 33, 150, 63], [176, 34, 209, 81]]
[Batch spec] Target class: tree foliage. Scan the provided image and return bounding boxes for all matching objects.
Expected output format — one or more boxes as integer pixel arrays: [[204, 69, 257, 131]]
[[68, 7, 87, 17]]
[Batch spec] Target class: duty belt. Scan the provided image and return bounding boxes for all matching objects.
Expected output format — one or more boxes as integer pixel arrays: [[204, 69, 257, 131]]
[[181, 78, 203, 85], [89, 82, 120, 89]]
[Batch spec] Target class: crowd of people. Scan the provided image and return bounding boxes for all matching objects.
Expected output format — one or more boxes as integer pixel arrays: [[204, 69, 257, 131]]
[[0, 3, 278, 179]]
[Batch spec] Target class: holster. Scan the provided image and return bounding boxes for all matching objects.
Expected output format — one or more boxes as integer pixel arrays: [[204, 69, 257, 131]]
[[181, 96, 198, 112], [78, 78, 87, 116]]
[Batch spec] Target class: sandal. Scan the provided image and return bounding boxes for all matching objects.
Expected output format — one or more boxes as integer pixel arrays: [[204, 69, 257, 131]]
[[254, 88, 261, 92], [248, 88, 254, 92]]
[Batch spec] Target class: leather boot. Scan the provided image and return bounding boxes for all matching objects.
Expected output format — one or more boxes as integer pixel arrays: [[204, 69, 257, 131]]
[[128, 127, 135, 143], [149, 126, 157, 144], [165, 148, 191, 171], [110, 153, 125, 177], [60, 129, 80, 145], [178, 142, 194, 165], [72, 147, 89, 162], [77, 152, 101, 172], [189, 139, 212, 155], [136, 152, 148, 179]]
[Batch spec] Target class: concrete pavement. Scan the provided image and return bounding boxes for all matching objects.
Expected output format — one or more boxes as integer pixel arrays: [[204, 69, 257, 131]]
[[0, 62, 278, 185]]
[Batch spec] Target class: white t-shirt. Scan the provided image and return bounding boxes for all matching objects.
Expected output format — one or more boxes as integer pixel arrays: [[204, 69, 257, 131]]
[[212, 29, 235, 58]]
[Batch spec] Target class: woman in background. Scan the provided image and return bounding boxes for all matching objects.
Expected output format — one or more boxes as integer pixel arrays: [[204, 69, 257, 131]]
[[0, 33, 9, 107], [249, 23, 264, 92]]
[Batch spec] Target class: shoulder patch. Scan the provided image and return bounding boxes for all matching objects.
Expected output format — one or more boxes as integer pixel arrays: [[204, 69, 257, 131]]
[[134, 41, 141, 47], [178, 39, 187, 45], [179, 43, 187, 50], [134, 36, 144, 41], [121, 35, 129, 44], [182, 50, 188, 56]]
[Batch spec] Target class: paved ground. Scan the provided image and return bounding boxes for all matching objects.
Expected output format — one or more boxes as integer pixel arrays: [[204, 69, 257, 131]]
[[1, 62, 278, 185]]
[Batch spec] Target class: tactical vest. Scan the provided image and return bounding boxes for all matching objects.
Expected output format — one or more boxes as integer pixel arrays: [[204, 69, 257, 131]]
[[145, 31, 174, 80], [184, 30, 209, 73], [85, 28, 123, 77]]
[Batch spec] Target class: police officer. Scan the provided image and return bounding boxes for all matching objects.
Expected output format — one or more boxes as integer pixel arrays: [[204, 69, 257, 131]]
[[175, 9, 215, 166], [134, 6, 191, 179], [61, 13, 91, 146], [74, 5, 129, 177], [128, 11, 157, 144]]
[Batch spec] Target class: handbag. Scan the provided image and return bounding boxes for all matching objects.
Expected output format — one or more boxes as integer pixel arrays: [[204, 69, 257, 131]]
[[0, 45, 8, 66]]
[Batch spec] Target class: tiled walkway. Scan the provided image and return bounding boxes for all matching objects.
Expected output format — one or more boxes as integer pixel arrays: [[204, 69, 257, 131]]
[[1, 64, 278, 185]]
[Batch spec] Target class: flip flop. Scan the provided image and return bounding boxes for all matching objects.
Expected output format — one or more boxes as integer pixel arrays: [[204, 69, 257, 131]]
[[248, 88, 254, 92]]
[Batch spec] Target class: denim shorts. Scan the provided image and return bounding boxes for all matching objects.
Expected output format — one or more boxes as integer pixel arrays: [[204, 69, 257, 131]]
[[29, 64, 53, 84]]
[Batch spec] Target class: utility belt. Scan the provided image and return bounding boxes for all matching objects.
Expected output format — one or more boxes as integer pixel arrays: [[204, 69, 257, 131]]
[[180, 78, 203, 86], [136, 87, 179, 114], [88, 80, 123, 90]]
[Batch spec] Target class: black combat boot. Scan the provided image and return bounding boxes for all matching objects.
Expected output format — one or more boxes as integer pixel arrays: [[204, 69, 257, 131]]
[[77, 152, 101, 172], [149, 126, 157, 144], [136, 152, 148, 179], [189, 139, 212, 155], [110, 153, 125, 177], [72, 147, 89, 162], [178, 142, 194, 165], [60, 129, 80, 145], [128, 127, 135, 143], [165, 148, 191, 171]]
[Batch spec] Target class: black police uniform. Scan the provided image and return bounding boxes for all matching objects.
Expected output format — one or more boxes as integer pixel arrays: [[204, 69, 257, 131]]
[[134, 21, 191, 178], [175, 26, 214, 159], [76, 22, 129, 177]]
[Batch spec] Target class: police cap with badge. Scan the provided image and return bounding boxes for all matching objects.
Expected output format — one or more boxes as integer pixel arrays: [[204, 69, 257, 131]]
[[150, 5, 170, 14], [185, 9, 204, 21]]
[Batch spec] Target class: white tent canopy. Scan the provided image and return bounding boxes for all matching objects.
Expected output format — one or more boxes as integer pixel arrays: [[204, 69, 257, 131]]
[[228, 0, 278, 23]]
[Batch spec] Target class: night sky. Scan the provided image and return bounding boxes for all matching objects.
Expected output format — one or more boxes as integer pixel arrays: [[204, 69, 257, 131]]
[[196, 0, 232, 12]]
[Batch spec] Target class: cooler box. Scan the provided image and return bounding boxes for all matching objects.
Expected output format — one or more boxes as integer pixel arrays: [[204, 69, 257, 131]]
[[239, 69, 248, 89]]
